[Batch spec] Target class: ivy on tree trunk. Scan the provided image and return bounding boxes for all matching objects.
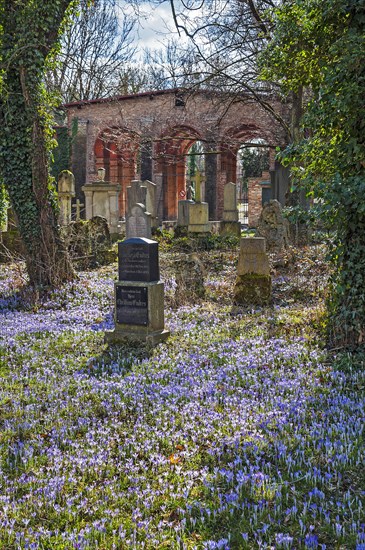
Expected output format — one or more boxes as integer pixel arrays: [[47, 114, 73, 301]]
[[0, 0, 77, 287]]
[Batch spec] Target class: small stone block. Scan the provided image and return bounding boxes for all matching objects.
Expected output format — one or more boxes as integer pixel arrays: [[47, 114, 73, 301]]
[[237, 237, 270, 276], [118, 238, 159, 282], [105, 280, 169, 346], [240, 237, 266, 254]]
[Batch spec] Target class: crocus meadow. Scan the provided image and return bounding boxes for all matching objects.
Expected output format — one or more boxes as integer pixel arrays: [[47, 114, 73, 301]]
[[0, 259, 364, 549]]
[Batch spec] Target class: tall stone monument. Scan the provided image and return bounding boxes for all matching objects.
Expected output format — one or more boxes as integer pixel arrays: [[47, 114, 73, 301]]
[[221, 182, 241, 237], [105, 237, 169, 345], [234, 237, 271, 305], [58, 170, 75, 226]]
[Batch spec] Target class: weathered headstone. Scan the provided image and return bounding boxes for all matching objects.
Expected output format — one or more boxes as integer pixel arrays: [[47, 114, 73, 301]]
[[143, 180, 158, 228], [256, 199, 290, 251], [105, 237, 169, 345], [223, 182, 239, 221], [118, 237, 159, 282], [221, 182, 241, 237], [127, 180, 147, 216], [177, 200, 195, 227], [176, 199, 211, 233], [58, 170, 75, 226], [61, 216, 115, 269], [126, 203, 152, 240], [234, 237, 271, 305]]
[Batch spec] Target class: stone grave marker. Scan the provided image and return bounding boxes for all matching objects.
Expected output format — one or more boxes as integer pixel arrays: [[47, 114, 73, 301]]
[[82, 173, 120, 236], [126, 203, 152, 240], [221, 182, 241, 237], [143, 180, 158, 228], [188, 201, 210, 233], [58, 170, 75, 226], [177, 199, 195, 227], [127, 180, 147, 216], [105, 237, 169, 345], [72, 199, 84, 221], [174, 253, 205, 306], [118, 237, 159, 282], [256, 199, 290, 251], [234, 237, 271, 305]]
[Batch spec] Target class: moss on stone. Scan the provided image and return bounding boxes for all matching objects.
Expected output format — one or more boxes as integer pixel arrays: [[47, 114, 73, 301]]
[[234, 274, 272, 305]]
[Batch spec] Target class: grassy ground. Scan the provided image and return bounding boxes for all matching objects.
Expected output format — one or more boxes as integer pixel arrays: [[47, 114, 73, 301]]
[[0, 239, 364, 549]]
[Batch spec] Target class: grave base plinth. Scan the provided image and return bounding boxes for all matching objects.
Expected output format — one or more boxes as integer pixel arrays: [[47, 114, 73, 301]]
[[105, 281, 170, 345], [234, 274, 272, 306], [187, 202, 211, 233]]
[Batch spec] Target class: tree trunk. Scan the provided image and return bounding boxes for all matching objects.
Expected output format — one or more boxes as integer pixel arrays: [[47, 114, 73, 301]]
[[26, 118, 75, 287], [1, 73, 75, 288], [1, 0, 76, 288], [286, 86, 310, 245]]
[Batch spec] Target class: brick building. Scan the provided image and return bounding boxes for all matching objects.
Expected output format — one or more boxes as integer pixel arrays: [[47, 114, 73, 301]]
[[64, 88, 290, 224]]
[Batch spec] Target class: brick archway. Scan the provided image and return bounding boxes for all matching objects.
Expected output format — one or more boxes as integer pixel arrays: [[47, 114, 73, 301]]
[[94, 127, 140, 217], [65, 89, 290, 224]]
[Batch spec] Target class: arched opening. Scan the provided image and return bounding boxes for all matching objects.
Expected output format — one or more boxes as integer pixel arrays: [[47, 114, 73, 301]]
[[94, 127, 140, 217], [238, 138, 270, 225], [220, 125, 274, 224], [185, 140, 206, 202], [156, 125, 202, 219]]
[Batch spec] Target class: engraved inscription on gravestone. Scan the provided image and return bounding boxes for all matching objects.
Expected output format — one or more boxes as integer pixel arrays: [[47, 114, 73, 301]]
[[116, 286, 148, 325], [118, 238, 159, 282]]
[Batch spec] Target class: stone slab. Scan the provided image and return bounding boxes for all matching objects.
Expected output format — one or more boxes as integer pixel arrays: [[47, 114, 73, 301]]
[[223, 182, 238, 221], [237, 237, 270, 276], [105, 280, 169, 345], [234, 274, 272, 305], [115, 281, 165, 332], [223, 210, 239, 222]]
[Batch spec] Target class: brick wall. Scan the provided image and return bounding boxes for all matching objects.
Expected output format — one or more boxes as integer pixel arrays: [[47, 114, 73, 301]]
[[64, 90, 289, 221]]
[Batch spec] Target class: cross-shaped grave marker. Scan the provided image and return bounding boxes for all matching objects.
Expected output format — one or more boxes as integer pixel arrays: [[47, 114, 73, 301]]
[[72, 199, 85, 221]]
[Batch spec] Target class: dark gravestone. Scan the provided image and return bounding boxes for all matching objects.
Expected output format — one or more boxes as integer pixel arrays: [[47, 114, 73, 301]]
[[118, 237, 159, 282], [116, 286, 148, 325], [106, 236, 169, 345]]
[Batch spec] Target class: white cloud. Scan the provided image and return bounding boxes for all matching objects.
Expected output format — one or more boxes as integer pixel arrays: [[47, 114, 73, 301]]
[[117, 1, 201, 55], [118, 1, 179, 53]]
